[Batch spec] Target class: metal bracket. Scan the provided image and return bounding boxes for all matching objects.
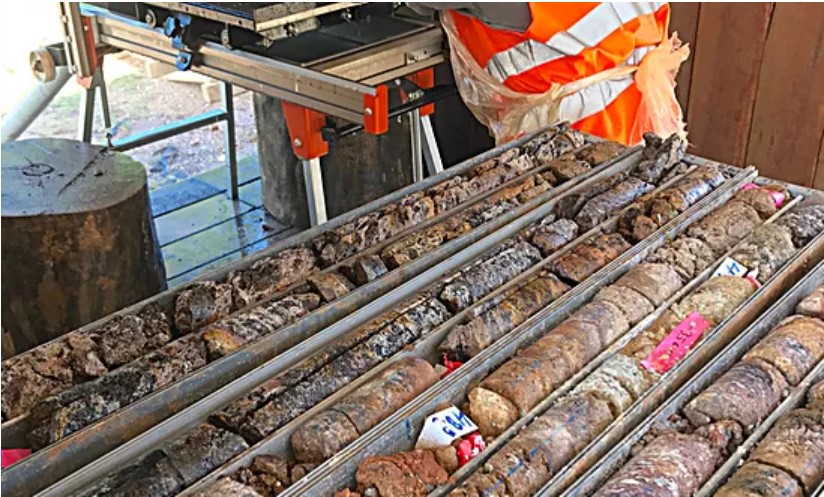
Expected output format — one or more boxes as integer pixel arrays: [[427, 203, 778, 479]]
[[59, 2, 98, 79], [162, 13, 194, 70], [405, 47, 433, 65], [174, 51, 193, 71]]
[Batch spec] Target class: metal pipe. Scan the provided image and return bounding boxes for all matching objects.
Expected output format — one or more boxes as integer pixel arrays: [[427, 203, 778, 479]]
[[278, 166, 762, 496], [0, 67, 71, 143], [10, 138, 639, 497], [559, 258, 824, 497], [421, 114, 443, 175], [222, 82, 239, 200], [111, 108, 227, 151], [302, 158, 328, 226]]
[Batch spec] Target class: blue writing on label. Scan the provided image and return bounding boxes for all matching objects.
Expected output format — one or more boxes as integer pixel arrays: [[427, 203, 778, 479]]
[[455, 409, 472, 426], [445, 414, 464, 432]]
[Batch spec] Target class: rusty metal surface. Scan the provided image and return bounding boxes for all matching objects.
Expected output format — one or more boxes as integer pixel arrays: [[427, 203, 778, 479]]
[[21, 142, 644, 497], [278, 167, 763, 496], [560, 258, 824, 497], [175, 164, 709, 495]]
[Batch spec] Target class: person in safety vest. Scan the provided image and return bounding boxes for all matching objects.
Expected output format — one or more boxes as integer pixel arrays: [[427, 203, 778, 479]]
[[407, 3, 689, 146]]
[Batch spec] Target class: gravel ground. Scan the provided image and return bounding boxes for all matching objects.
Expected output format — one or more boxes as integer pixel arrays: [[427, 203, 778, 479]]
[[17, 54, 259, 190]]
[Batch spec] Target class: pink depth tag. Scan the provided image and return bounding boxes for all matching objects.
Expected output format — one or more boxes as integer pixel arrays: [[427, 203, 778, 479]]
[[441, 354, 463, 379], [744, 270, 762, 289], [740, 183, 785, 207], [641, 312, 712, 374], [768, 190, 786, 208], [456, 433, 486, 467], [1, 449, 31, 468]]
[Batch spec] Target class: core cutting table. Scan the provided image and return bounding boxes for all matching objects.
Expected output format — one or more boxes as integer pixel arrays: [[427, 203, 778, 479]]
[[55, 2, 450, 225]]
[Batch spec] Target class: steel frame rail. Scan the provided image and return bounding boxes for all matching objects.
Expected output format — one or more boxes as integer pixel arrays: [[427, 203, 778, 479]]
[[82, 4, 445, 126]]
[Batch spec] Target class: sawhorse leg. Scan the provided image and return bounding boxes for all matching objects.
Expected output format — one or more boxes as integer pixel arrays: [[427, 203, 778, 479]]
[[420, 114, 443, 176], [282, 102, 330, 227], [410, 110, 443, 181], [301, 158, 327, 226], [410, 109, 424, 183], [406, 68, 443, 181]]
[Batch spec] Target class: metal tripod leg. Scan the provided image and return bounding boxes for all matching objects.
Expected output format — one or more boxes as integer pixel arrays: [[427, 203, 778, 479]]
[[78, 79, 96, 143], [78, 68, 112, 143], [302, 158, 328, 226], [97, 67, 112, 130]]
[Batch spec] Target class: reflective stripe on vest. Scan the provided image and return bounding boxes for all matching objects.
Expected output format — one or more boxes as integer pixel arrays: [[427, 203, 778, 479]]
[[556, 45, 651, 123], [484, 2, 666, 84]]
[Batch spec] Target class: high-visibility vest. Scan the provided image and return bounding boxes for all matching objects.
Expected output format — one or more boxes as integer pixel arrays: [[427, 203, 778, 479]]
[[450, 3, 671, 144]]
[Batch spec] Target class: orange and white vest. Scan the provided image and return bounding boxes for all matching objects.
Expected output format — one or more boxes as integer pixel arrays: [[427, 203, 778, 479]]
[[448, 3, 678, 145]]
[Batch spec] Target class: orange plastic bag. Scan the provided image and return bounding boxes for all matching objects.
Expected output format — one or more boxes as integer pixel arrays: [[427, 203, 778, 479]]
[[442, 13, 690, 145]]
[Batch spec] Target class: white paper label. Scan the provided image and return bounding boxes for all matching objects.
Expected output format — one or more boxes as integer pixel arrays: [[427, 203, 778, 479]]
[[713, 257, 748, 278], [415, 406, 478, 449]]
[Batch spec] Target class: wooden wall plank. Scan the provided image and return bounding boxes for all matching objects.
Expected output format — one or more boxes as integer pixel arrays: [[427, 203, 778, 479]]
[[686, 3, 773, 165], [669, 3, 701, 116], [745, 3, 824, 187], [815, 131, 824, 190]]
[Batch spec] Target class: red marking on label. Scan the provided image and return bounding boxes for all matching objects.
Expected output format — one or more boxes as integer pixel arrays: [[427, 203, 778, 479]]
[[740, 183, 785, 207], [441, 354, 463, 379], [641, 312, 712, 374], [456, 433, 486, 467], [745, 271, 762, 289], [1, 449, 31, 468]]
